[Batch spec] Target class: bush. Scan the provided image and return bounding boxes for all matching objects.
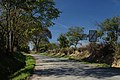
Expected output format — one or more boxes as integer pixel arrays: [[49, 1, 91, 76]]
[[67, 48, 74, 55], [84, 43, 114, 65], [18, 44, 30, 53]]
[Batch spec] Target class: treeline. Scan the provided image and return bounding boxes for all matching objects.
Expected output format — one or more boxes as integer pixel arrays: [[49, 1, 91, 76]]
[[0, 0, 60, 79], [0, 0, 60, 53], [35, 27, 85, 52], [57, 16, 120, 49]]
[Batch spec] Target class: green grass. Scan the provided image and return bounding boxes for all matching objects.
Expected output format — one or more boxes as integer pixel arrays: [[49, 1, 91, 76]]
[[40, 53, 69, 58], [69, 57, 110, 67], [10, 55, 35, 80], [40, 53, 50, 56], [95, 63, 110, 67]]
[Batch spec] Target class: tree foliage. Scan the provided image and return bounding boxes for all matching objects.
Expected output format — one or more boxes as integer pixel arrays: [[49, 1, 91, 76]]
[[57, 34, 69, 48], [66, 26, 84, 48], [97, 16, 120, 44], [31, 27, 52, 51], [0, 0, 60, 53]]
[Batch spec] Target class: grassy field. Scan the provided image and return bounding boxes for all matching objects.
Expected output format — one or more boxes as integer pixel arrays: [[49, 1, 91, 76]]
[[10, 55, 35, 80]]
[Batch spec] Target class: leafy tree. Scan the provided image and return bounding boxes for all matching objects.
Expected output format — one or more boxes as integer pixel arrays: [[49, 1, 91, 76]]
[[0, 0, 60, 53], [97, 16, 120, 62], [57, 34, 69, 48], [97, 16, 120, 44], [31, 27, 52, 51], [66, 26, 84, 48]]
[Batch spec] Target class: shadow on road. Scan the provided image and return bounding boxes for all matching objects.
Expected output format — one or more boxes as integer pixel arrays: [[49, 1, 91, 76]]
[[32, 54, 120, 79], [34, 67, 120, 79]]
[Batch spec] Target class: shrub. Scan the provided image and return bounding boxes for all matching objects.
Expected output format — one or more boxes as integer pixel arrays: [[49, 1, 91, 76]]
[[84, 42, 114, 65]]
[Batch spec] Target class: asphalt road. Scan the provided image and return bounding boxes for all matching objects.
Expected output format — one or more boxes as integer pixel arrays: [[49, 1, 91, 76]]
[[29, 54, 120, 80]]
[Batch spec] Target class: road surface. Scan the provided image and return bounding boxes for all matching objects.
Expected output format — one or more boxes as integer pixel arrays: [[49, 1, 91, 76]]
[[29, 54, 120, 80]]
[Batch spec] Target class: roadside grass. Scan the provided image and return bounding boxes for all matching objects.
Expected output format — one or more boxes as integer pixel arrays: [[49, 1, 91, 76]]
[[69, 56, 110, 67], [40, 53, 50, 56], [10, 55, 35, 80], [95, 63, 110, 67], [30, 51, 38, 54], [40, 53, 110, 68]]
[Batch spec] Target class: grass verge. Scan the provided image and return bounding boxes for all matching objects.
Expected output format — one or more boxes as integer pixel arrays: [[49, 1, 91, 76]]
[[10, 55, 35, 80]]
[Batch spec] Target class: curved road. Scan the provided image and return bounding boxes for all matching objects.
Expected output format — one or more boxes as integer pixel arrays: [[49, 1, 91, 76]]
[[29, 54, 120, 80]]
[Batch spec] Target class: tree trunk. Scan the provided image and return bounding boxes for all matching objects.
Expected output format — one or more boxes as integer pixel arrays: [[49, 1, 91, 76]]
[[6, 0, 13, 53]]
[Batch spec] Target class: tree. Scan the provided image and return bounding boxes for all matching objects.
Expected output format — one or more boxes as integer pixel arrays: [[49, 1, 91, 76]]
[[66, 26, 84, 48], [31, 27, 52, 51], [0, 0, 60, 53], [97, 16, 120, 44], [57, 34, 69, 48]]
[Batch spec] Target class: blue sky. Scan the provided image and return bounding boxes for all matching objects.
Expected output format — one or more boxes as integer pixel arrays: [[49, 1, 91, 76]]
[[49, 0, 120, 43]]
